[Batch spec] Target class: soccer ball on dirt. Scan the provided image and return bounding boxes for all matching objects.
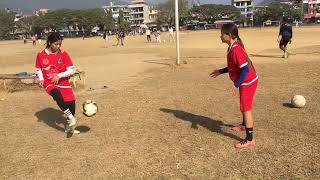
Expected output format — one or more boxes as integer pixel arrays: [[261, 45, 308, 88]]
[[83, 100, 98, 117], [291, 95, 306, 108]]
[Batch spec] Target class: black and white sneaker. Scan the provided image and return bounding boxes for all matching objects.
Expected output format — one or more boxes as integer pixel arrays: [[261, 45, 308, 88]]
[[65, 124, 80, 134]]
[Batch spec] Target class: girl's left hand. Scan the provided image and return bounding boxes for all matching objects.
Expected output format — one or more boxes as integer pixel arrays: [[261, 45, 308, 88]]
[[232, 85, 237, 96], [52, 74, 60, 84]]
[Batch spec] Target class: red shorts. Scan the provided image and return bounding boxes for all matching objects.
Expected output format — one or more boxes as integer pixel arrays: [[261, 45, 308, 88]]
[[239, 80, 258, 112], [45, 85, 75, 102]]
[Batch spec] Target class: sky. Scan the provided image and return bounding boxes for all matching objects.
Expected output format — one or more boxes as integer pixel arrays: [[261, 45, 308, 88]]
[[0, 0, 265, 10]]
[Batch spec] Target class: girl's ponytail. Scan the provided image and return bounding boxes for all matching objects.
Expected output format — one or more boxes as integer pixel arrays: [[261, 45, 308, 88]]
[[236, 35, 245, 49]]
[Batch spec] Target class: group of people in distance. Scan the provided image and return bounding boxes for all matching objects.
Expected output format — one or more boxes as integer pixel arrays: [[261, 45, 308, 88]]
[[146, 26, 175, 43], [22, 34, 42, 45], [103, 30, 126, 48], [35, 18, 292, 149], [102, 26, 176, 48]]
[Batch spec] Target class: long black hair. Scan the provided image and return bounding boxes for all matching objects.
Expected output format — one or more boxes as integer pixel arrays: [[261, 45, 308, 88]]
[[221, 23, 255, 70], [221, 23, 244, 48], [46, 32, 63, 48]]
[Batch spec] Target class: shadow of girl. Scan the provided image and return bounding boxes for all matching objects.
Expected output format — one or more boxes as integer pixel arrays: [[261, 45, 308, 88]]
[[34, 108, 66, 132], [160, 108, 242, 141]]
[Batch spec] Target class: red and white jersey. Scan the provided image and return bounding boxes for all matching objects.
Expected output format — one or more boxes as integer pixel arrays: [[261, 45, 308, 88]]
[[35, 49, 74, 91], [227, 42, 258, 86]]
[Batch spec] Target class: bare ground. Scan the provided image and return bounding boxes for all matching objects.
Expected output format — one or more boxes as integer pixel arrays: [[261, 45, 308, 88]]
[[0, 26, 319, 179]]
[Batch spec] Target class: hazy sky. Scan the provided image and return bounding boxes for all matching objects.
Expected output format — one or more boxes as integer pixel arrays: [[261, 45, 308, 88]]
[[0, 0, 265, 10]]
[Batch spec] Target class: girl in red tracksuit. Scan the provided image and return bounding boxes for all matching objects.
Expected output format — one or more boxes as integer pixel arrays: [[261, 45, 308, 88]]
[[35, 32, 79, 134], [210, 23, 258, 149]]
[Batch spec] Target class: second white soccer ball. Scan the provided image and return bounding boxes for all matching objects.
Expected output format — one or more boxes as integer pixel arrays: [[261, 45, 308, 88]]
[[291, 95, 306, 108]]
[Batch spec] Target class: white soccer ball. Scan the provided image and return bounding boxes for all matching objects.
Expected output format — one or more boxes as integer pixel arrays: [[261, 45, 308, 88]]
[[291, 95, 306, 108], [83, 100, 98, 117]]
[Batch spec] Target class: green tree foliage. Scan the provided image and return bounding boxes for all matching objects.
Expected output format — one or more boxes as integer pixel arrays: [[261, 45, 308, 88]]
[[0, 10, 15, 36], [254, 2, 301, 26], [32, 8, 111, 33], [105, 10, 114, 31], [189, 4, 240, 23], [15, 15, 38, 33], [156, 0, 189, 26], [118, 9, 125, 30]]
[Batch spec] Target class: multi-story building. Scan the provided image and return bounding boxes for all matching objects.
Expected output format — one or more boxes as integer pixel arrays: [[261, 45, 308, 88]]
[[102, 0, 158, 28], [233, 0, 254, 16], [102, 2, 130, 22], [128, 0, 158, 28], [232, 0, 254, 26], [129, 0, 149, 27], [303, 0, 320, 21], [148, 8, 159, 24]]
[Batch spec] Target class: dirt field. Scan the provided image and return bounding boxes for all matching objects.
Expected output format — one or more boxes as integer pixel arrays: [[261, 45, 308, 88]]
[[0, 26, 319, 179]]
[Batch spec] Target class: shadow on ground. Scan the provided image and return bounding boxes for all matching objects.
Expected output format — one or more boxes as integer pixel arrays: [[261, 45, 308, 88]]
[[249, 54, 283, 58], [283, 102, 296, 108], [160, 108, 242, 141], [34, 108, 66, 132], [35, 108, 90, 137]]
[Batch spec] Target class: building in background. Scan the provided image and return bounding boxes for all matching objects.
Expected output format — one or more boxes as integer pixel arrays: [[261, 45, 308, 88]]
[[102, 0, 158, 29], [232, 0, 254, 26], [303, 0, 320, 22], [129, 0, 158, 28], [128, 0, 150, 28], [33, 9, 50, 16], [102, 2, 130, 22]]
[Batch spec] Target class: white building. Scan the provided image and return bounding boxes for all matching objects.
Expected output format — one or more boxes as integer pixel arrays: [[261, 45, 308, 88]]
[[232, 0, 254, 26], [102, 0, 158, 28], [102, 2, 130, 22], [128, 0, 157, 28], [148, 8, 159, 24]]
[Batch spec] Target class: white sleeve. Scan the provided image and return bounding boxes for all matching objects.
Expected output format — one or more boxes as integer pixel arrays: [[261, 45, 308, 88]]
[[57, 66, 75, 78], [36, 69, 44, 81]]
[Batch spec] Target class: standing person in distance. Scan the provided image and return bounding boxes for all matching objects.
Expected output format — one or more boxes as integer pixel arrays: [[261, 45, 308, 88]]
[[103, 31, 109, 48], [146, 28, 151, 42], [278, 17, 293, 58], [168, 26, 174, 42], [119, 30, 125, 46]]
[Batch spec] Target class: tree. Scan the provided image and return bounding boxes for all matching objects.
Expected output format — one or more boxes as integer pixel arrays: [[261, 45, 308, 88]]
[[253, 2, 302, 26], [0, 10, 15, 36], [189, 4, 240, 23], [31, 8, 108, 34], [105, 10, 114, 31], [156, 0, 189, 27], [118, 9, 125, 30], [15, 16, 38, 34]]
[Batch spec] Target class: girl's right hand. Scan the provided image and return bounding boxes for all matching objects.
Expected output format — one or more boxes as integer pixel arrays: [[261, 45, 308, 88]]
[[39, 80, 44, 86], [210, 69, 220, 78]]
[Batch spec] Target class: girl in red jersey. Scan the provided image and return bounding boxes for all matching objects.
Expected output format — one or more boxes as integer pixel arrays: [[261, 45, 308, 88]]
[[35, 32, 79, 134], [210, 23, 258, 149]]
